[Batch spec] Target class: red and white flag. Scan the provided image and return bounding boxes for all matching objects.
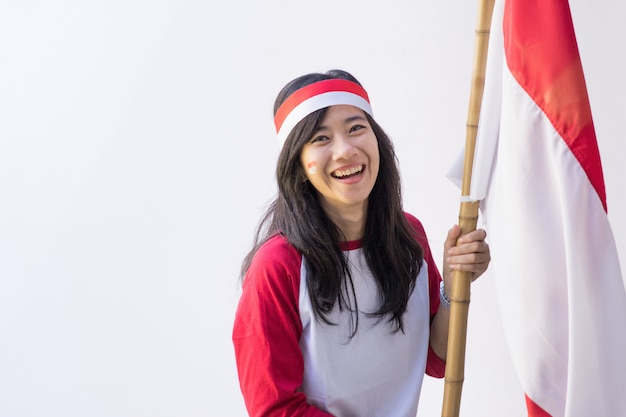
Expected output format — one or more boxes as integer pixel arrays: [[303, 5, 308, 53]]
[[449, 0, 626, 415]]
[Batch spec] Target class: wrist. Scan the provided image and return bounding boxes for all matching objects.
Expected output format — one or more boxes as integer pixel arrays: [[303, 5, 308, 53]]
[[439, 280, 451, 310]]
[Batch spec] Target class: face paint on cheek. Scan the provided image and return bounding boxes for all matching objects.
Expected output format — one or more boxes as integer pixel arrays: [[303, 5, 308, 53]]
[[307, 161, 317, 175]]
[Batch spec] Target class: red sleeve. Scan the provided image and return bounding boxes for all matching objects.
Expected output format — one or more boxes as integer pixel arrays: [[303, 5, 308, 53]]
[[232, 236, 334, 417], [404, 213, 447, 378]]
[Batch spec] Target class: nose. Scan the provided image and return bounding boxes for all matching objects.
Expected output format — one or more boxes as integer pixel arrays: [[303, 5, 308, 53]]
[[332, 135, 357, 160]]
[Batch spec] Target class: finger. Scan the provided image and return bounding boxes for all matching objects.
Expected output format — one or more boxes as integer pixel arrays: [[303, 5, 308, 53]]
[[446, 249, 491, 267], [444, 225, 462, 251], [448, 241, 490, 258], [456, 228, 487, 244], [447, 258, 490, 270]]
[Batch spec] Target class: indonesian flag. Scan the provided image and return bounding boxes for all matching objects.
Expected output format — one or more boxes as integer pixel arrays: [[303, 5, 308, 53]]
[[448, 0, 626, 415]]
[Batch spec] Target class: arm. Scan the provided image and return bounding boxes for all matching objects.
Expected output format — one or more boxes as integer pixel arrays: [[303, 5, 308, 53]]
[[404, 213, 447, 377], [429, 225, 491, 360], [232, 237, 334, 417]]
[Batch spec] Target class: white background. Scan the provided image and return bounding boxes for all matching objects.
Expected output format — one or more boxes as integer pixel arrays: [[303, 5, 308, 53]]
[[1, 1, 624, 416]]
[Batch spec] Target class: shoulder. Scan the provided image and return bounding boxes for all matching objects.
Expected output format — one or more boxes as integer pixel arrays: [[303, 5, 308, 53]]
[[403, 212, 428, 245], [244, 234, 302, 294], [404, 211, 425, 231], [403, 212, 438, 271], [249, 234, 301, 270]]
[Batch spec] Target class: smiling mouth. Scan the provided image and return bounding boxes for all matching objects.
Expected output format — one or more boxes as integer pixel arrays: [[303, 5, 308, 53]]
[[332, 165, 364, 179]]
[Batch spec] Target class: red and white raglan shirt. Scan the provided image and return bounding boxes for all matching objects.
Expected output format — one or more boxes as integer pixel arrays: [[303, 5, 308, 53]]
[[233, 213, 445, 417]]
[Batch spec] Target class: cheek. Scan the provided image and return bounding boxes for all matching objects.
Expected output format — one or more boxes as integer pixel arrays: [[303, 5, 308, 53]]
[[306, 161, 317, 175]]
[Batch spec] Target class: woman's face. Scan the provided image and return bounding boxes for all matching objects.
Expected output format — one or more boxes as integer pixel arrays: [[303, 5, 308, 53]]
[[300, 105, 380, 220]]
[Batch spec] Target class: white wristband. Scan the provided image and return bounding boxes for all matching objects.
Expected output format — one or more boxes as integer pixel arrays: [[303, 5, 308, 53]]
[[439, 281, 451, 310]]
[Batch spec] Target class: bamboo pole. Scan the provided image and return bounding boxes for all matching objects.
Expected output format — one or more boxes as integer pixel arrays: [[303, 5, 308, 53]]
[[441, 0, 495, 416]]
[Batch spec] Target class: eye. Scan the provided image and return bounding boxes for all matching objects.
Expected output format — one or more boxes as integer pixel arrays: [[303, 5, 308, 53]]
[[349, 124, 366, 134], [309, 135, 329, 144]]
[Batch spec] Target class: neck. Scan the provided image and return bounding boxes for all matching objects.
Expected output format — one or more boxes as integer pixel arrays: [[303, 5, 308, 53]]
[[322, 202, 367, 241]]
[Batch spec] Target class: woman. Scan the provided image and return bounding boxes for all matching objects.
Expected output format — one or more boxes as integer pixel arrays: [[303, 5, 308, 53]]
[[233, 69, 490, 417]]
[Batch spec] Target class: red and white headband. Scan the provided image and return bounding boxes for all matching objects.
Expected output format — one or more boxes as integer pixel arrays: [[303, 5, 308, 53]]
[[274, 79, 373, 145]]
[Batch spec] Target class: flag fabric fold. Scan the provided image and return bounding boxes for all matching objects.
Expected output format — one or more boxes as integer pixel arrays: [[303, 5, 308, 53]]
[[449, 0, 626, 415]]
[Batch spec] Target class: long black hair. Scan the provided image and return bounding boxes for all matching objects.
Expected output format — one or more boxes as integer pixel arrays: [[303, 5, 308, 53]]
[[241, 69, 424, 336]]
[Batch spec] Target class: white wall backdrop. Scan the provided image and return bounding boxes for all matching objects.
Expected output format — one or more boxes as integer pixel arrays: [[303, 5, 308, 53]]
[[1, 1, 624, 416]]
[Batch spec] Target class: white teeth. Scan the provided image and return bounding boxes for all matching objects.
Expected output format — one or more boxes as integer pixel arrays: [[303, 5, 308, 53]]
[[333, 165, 363, 178]]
